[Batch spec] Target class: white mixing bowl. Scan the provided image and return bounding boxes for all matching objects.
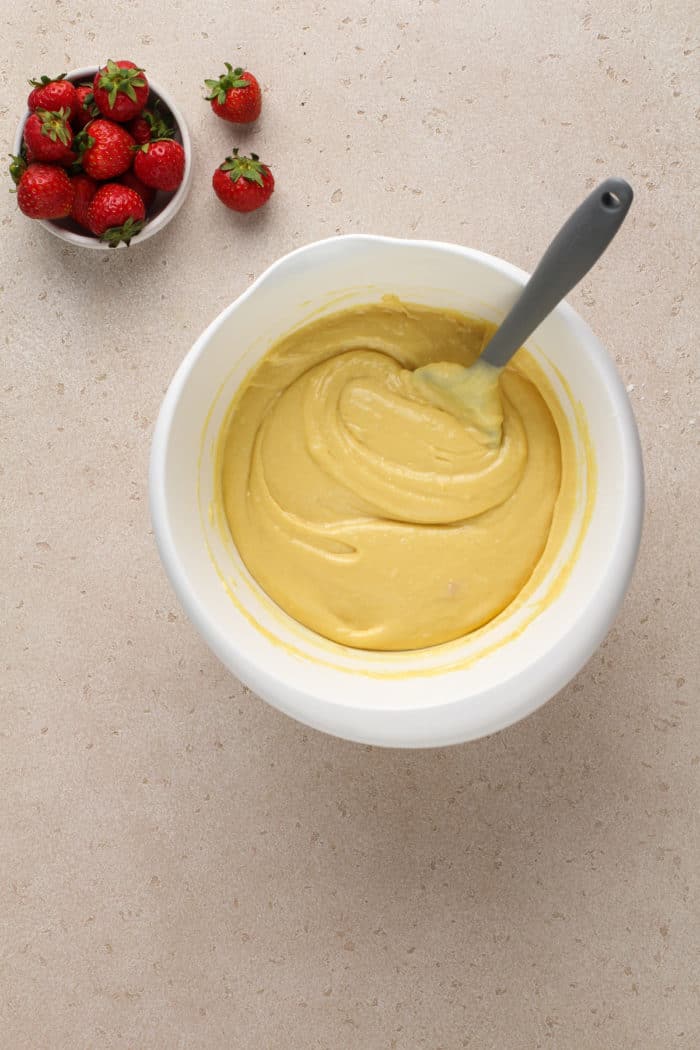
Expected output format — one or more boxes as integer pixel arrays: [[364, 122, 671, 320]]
[[149, 235, 643, 747]]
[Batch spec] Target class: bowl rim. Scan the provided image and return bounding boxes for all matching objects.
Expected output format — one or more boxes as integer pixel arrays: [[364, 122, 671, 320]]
[[149, 234, 645, 744], [12, 65, 193, 250]]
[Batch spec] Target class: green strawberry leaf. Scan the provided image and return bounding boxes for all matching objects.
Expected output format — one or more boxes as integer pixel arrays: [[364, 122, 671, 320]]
[[143, 104, 174, 141], [101, 216, 145, 248], [73, 129, 95, 157], [205, 63, 253, 101], [7, 153, 27, 186], [29, 72, 66, 87], [37, 108, 71, 145], [220, 147, 267, 186], [98, 61, 146, 110]]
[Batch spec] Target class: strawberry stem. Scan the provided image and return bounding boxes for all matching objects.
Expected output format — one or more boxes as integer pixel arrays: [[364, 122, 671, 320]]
[[28, 72, 67, 87], [100, 216, 145, 248], [98, 59, 147, 109], [219, 147, 267, 186], [142, 102, 174, 141], [7, 153, 27, 187], [36, 108, 72, 145], [204, 62, 251, 104], [73, 128, 95, 160]]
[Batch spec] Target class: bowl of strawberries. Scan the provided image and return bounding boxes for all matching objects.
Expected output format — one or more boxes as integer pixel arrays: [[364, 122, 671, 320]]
[[10, 60, 192, 249]]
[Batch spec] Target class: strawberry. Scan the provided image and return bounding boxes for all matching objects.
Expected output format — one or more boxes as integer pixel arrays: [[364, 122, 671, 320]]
[[204, 63, 262, 123], [133, 138, 185, 191], [127, 117, 152, 146], [23, 108, 75, 165], [212, 149, 274, 212], [126, 101, 174, 145], [73, 84, 99, 131], [27, 73, 79, 121], [86, 182, 146, 246], [70, 173, 98, 229], [93, 60, 148, 122], [15, 162, 74, 219], [119, 169, 156, 210], [75, 119, 135, 180]]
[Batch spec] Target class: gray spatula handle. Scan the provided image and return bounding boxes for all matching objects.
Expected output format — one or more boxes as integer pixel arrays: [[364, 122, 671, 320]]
[[481, 177, 634, 368]]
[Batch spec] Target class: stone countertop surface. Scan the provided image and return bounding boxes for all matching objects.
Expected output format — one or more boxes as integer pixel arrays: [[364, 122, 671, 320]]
[[1, 3, 697, 1048]]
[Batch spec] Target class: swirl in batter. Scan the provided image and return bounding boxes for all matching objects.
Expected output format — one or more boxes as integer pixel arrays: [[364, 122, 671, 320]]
[[219, 298, 569, 651]]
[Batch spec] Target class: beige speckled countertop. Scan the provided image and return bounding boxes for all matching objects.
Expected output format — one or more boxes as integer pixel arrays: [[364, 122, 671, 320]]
[[1, 3, 698, 1048]]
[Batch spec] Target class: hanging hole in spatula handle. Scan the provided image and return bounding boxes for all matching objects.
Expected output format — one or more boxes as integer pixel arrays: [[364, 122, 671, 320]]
[[597, 177, 633, 215], [601, 190, 622, 209]]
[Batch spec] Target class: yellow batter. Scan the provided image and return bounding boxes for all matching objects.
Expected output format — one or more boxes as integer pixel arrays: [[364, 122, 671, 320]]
[[219, 298, 573, 651]]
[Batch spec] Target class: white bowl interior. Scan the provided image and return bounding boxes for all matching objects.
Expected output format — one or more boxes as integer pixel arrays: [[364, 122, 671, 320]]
[[150, 236, 643, 746], [12, 66, 193, 249]]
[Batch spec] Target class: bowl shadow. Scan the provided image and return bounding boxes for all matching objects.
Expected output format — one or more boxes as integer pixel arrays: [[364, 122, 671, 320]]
[[235, 628, 645, 923]]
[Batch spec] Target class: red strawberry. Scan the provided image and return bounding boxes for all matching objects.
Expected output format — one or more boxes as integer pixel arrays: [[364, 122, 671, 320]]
[[212, 149, 274, 212], [70, 173, 98, 228], [126, 116, 151, 146], [27, 74, 79, 121], [126, 102, 174, 145], [15, 162, 74, 219], [86, 182, 146, 246], [75, 119, 135, 180], [23, 108, 75, 165], [204, 63, 262, 123], [73, 84, 99, 131], [133, 139, 185, 191], [119, 169, 156, 210], [92, 60, 148, 122]]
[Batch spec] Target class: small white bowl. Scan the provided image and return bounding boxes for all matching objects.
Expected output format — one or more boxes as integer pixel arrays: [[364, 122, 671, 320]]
[[149, 235, 644, 748], [12, 66, 193, 249]]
